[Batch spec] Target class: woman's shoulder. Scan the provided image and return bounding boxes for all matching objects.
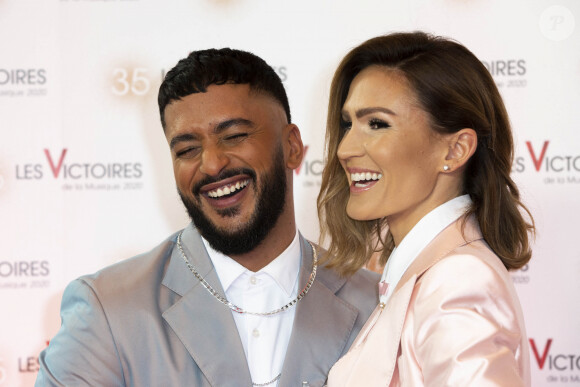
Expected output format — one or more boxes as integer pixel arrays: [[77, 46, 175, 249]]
[[416, 239, 517, 301]]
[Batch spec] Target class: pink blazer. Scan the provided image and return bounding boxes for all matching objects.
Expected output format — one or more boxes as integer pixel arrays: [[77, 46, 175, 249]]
[[327, 216, 530, 386]]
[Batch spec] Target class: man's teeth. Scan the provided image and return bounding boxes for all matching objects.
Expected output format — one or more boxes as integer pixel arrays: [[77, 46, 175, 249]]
[[351, 172, 382, 184], [208, 180, 249, 198]]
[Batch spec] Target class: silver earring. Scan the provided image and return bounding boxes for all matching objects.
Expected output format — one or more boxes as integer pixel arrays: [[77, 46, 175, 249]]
[[443, 165, 450, 171]]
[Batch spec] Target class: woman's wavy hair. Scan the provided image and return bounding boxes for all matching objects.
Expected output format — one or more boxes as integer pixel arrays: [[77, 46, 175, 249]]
[[317, 31, 535, 276]]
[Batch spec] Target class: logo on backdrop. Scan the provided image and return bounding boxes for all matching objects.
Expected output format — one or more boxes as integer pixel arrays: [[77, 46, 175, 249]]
[[0, 68, 47, 98], [510, 264, 530, 285], [295, 144, 323, 188], [111, 67, 154, 99], [530, 338, 580, 383], [0, 260, 51, 290], [272, 66, 288, 82], [0, 341, 49, 383], [513, 140, 580, 185], [539, 5, 575, 42], [481, 59, 527, 89], [110, 64, 287, 103], [14, 148, 144, 191]]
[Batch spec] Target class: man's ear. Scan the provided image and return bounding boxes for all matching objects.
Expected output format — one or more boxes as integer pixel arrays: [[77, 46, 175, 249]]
[[284, 124, 304, 170], [442, 128, 477, 172]]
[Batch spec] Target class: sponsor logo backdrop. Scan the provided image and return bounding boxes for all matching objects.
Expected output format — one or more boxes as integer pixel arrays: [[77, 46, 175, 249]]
[[0, 0, 578, 385]]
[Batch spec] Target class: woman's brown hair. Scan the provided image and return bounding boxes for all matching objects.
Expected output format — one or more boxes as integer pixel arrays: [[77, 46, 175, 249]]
[[317, 31, 535, 276]]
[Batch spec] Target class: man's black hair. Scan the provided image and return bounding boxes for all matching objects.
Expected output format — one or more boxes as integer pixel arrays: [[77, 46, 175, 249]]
[[158, 48, 291, 129]]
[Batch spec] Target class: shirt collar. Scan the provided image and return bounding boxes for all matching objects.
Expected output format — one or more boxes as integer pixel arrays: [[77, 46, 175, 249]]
[[202, 229, 301, 297], [381, 195, 472, 302]]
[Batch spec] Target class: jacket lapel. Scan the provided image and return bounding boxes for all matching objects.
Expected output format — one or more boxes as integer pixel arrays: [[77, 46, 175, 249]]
[[161, 225, 252, 387], [280, 236, 359, 387], [398, 215, 483, 287], [375, 216, 484, 384], [338, 277, 416, 386]]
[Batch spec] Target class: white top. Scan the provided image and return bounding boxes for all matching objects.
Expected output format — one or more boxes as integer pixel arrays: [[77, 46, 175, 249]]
[[202, 230, 301, 386], [380, 195, 472, 305]]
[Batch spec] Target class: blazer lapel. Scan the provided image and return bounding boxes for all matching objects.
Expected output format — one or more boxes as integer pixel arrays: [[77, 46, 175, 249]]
[[161, 225, 252, 387], [280, 236, 359, 387], [337, 276, 416, 386], [398, 215, 483, 287], [376, 216, 484, 384]]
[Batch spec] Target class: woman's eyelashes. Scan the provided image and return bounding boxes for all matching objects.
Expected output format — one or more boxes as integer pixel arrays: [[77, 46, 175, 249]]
[[340, 117, 391, 131], [340, 116, 391, 132], [340, 117, 352, 131], [368, 118, 391, 130]]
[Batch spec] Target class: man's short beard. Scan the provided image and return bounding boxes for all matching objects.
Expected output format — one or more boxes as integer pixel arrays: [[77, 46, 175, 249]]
[[178, 146, 287, 256]]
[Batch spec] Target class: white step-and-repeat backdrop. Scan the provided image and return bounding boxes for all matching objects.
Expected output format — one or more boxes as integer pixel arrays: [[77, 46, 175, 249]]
[[1, 1, 579, 385]]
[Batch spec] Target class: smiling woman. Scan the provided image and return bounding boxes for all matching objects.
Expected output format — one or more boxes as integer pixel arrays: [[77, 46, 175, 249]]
[[318, 31, 534, 275], [337, 65, 453, 239], [318, 31, 535, 386]]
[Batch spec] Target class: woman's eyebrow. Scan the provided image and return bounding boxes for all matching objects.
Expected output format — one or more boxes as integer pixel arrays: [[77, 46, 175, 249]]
[[354, 107, 397, 118]]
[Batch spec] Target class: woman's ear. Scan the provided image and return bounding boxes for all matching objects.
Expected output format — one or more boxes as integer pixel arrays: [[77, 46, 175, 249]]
[[284, 124, 305, 170], [442, 128, 477, 172]]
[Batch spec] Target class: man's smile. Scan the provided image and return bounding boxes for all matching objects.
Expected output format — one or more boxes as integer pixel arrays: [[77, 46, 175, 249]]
[[205, 178, 251, 198], [197, 174, 254, 210]]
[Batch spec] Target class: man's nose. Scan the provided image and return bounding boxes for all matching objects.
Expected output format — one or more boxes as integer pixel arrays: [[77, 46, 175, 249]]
[[198, 145, 229, 176]]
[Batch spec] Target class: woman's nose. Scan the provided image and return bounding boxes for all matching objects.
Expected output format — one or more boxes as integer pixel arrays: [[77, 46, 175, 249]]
[[337, 127, 364, 161]]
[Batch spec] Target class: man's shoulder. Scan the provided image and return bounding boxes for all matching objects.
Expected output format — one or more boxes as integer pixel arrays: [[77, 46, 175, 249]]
[[310, 245, 379, 336], [346, 266, 381, 285], [313, 243, 380, 302], [77, 230, 182, 295], [337, 267, 380, 298]]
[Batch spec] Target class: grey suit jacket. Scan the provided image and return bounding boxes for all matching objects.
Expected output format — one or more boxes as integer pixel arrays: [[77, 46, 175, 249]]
[[36, 224, 379, 387]]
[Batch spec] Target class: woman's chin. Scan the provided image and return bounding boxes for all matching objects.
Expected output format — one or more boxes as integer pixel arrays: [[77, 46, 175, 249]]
[[346, 206, 380, 222]]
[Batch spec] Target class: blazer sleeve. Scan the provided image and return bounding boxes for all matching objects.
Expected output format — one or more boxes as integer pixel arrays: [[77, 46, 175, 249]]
[[403, 252, 526, 387], [36, 279, 124, 387]]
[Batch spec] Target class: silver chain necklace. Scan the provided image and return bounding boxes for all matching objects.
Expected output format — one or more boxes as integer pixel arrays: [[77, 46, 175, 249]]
[[176, 231, 318, 316], [251, 373, 281, 386], [177, 232, 318, 386]]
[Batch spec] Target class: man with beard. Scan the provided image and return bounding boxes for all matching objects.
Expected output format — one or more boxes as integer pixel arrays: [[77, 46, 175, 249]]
[[36, 48, 379, 387]]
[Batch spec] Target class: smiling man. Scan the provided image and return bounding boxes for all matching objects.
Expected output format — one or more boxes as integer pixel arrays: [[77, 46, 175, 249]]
[[36, 48, 379, 387], [165, 82, 295, 270]]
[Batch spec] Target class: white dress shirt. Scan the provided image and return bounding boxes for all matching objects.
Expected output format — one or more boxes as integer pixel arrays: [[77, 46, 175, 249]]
[[202, 230, 301, 386], [380, 195, 472, 305]]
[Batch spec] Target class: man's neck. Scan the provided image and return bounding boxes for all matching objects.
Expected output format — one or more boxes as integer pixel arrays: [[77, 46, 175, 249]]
[[230, 217, 297, 272]]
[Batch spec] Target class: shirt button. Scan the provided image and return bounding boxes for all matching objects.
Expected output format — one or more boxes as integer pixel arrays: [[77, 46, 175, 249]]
[[250, 276, 257, 285], [252, 328, 260, 338]]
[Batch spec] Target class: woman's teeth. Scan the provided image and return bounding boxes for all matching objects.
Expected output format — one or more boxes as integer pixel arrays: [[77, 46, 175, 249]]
[[351, 172, 382, 186]]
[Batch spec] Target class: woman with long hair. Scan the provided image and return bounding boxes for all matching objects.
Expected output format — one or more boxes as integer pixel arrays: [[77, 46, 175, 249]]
[[318, 31, 534, 386]]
